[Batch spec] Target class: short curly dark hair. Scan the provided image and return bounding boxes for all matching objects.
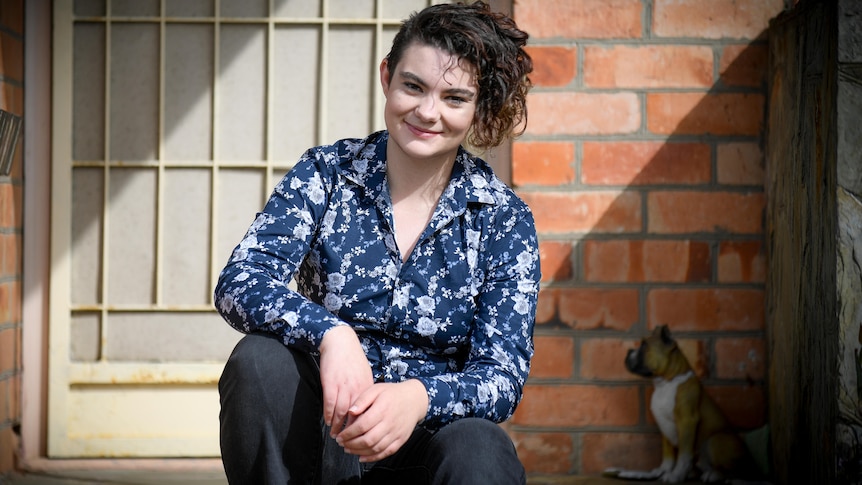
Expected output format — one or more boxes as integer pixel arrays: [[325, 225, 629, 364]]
[[385, 1, 533, 150]]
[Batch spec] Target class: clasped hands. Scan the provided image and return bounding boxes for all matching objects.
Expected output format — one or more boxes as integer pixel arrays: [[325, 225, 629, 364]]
[[319, 325, 429, 463]]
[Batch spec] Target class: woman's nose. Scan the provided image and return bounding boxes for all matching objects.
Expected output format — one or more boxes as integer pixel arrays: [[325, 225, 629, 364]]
[[414, 95, 439, 122]]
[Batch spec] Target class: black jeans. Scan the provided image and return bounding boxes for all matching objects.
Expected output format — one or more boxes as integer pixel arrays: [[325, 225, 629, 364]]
[[218, 332, 527, 484]]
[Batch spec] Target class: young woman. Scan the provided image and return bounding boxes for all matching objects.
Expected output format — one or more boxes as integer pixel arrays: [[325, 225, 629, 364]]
[[215, 2, 539, 483]]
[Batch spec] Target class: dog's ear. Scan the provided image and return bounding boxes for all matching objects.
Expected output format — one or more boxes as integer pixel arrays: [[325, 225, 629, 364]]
[[659, 324, 673, 344]]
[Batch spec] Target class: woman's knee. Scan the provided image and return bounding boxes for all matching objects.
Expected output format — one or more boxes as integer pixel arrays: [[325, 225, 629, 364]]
[[219, 332, 319, 404], [218, 334, 329, 483], [429, 418, 525, 483], [436, 418, 514, 451]]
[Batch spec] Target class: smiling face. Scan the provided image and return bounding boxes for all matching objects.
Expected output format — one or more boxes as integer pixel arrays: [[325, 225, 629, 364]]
[[380, 42, 478, 167]]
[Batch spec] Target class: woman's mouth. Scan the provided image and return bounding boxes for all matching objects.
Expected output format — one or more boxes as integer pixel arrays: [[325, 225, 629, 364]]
[[406, 122, 441, 138]]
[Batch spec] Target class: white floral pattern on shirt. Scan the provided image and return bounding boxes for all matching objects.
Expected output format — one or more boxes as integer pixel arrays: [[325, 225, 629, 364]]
[[215, 131, 541, 430]]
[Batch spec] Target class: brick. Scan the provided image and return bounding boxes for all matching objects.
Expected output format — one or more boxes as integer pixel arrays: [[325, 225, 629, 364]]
[[0, 31, 23, 82], [527, 92, 640, 136], [9, 234, 20, 276], [9, 373, 18, 422], [514, 0, 642, 39], [11, 185, 20, 230], [0, 283, 7, 324], [581, 432, 662, 474], [538, 240, 573, 282], [1, 234, 9, 277], [0, 328, 12, 374], [647, 191, 765, 234], [706, 384, 767, 430], [535, 288, 557, 324], [0, 281, 20, 324], [583, 240, 711, 283], [647, 93, 764, 136], [557, 288, 639, 331], [584, 45, 713, 88], [715, 337, 766, 380], [2, 234, 20, 278], [0, 184, 22, 233], [13, 326, 20, 370], [8, 281, 18, 322], [0, 424, 15, 473], [510, 431, 573, 474], [0, 0, 24, 34], [718, 240, 766, 283], [676, 338, 709, 378], [512, 384, 640, 427], [653, 0, 785, 40], [582, 142, 711, 186], [520, 191, 642, 234], [647, 288, 765, 331], [0, 234, 6, 277], [580, 338, 635, 380], [0, 83, 22, 116], [531, 335, 575, 379], [0, 184, 11, 229], [717, 142, 765, 186], [0, 379, 7, 423], [719, 44, 768, 87], [524, 46, 577, 87], [512, 141, 575, 187]]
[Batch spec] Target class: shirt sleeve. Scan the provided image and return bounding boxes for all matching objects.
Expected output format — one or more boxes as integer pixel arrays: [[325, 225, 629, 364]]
[[414, 205, 541, 429], [213, 149, 346, 352]]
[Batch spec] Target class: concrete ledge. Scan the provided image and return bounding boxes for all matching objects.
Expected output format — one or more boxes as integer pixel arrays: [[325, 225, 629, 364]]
[[12, 459, 703, 485]]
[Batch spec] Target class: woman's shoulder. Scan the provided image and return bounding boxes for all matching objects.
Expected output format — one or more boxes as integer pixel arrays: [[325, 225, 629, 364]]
[[286, 132, 386, 184], [296, 132, 386, 175], [302, 131, 385, 160], [460, 150, 533, 217]]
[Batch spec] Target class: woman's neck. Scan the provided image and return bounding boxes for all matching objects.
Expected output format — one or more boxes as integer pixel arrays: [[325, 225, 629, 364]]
[[385, 148, 455, 206], [385, 146, 456, 262]]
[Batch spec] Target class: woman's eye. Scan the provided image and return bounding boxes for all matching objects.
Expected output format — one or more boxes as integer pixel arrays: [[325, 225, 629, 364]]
[[447, 96, 466, 106], [404, 82, 421, 91]]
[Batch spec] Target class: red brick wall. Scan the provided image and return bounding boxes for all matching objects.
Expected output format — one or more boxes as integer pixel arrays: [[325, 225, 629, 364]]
[[0, 0, 23, 478], [508, 0, 783, 476]]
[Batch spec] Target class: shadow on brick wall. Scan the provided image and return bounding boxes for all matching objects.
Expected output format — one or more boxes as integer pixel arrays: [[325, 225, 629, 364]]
[[511, 38, 772, 476]]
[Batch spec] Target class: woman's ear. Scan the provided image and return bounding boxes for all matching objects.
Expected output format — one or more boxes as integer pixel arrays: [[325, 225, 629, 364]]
[[379, 58, 391, 94]]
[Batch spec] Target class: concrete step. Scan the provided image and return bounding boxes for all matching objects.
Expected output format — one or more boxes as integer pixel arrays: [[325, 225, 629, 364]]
[[7, 470, 702, 485]]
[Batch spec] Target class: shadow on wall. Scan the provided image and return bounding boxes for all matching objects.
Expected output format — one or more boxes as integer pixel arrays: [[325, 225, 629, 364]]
[[508, 36, 771, 475]]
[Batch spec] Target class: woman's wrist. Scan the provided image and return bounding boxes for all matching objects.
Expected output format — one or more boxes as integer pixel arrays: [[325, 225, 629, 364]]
[[319, 324, 356, 354], [404, 379, 430, 424]]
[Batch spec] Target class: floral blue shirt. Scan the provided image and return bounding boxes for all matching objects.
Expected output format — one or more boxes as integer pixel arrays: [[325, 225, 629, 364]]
[[215, 130, 541, 430]]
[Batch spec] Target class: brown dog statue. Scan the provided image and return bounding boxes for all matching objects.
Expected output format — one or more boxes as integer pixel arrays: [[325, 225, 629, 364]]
[[610, 325, 762, 483]]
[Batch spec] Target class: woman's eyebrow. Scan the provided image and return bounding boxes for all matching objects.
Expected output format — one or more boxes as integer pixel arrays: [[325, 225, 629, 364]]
[[444, 86, 476, 100], [400, 71, 476, 99], [399, 71, 428, 87]]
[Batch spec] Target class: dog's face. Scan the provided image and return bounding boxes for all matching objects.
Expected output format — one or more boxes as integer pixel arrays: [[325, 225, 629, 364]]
[[625, 325, 678, 378]]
